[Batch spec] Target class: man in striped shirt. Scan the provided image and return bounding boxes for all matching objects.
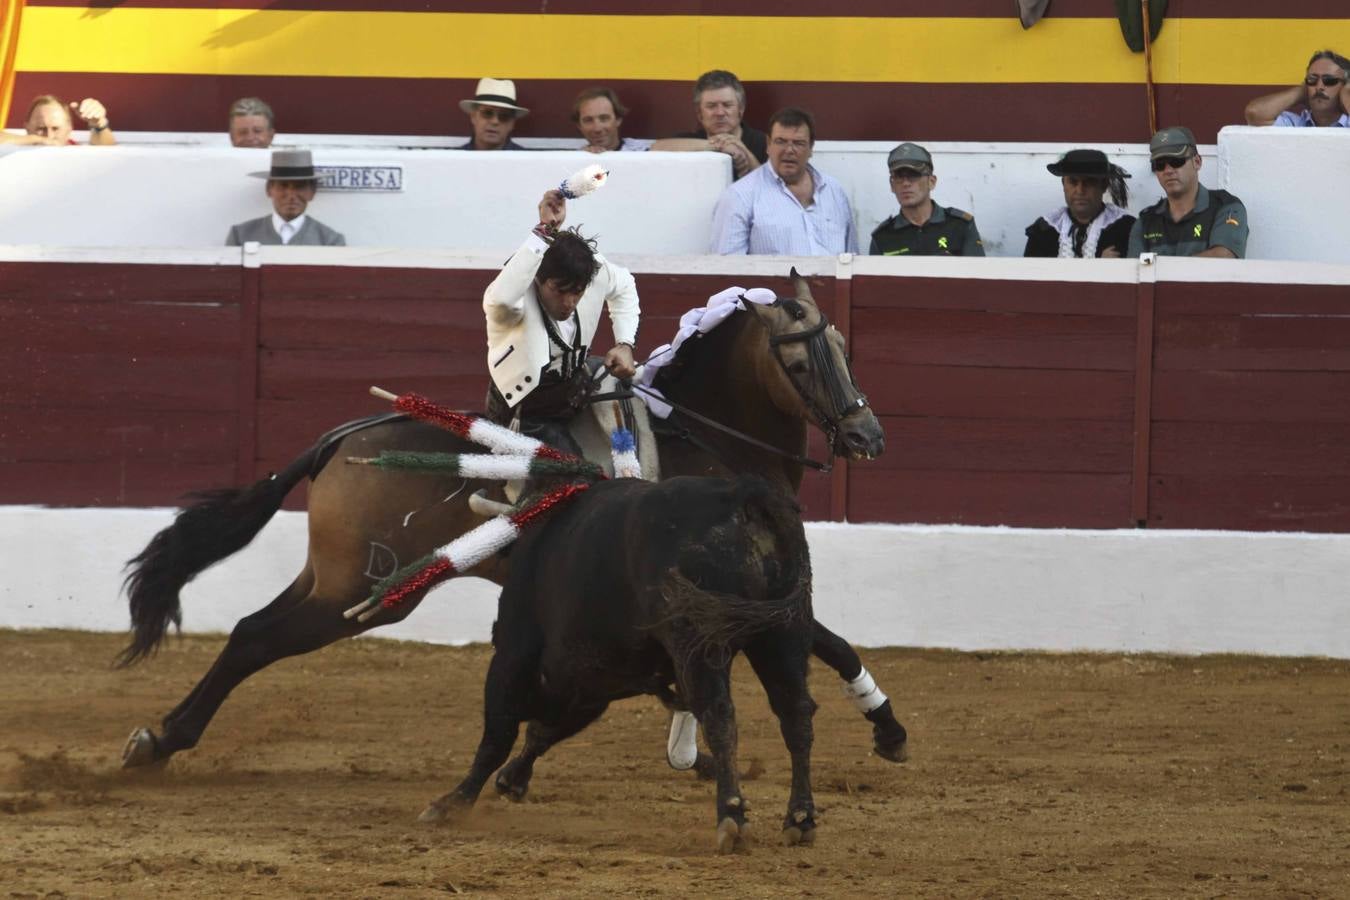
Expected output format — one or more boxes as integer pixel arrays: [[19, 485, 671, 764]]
[[708, 107, 858, 256]]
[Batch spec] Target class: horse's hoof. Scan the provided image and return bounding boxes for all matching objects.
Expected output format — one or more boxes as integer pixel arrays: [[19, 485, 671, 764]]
[[121, 727, 160, 769], [874, 737, 909, 763], [716, 817, 751, 855]]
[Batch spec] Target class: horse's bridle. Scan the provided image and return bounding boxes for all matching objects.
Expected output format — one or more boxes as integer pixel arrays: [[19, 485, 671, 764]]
[[764, 298, 869, 458], [598, 295, 871, 473]]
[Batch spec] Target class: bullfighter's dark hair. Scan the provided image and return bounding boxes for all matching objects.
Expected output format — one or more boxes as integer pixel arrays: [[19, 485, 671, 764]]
[[537, 228, 600, 295]]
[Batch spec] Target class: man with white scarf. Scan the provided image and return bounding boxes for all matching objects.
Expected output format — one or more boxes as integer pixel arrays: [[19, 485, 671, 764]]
[[1022, 149, 1135, 259]]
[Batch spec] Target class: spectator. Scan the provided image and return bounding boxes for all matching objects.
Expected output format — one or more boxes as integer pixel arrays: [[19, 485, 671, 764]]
[[708, 107, 856, 256], [1127, 127, 1248, 259], [229, 97, 276, 148], [1023, 149, 1135, 258], [651, 69, 765, 179], [457, 78, 528, 151], [1245, 50, 1350, 128], [572, 87, 651, 153], [225, 149, 345, 246], [0, 95, 115, 146], [869, 143, 984, 257]]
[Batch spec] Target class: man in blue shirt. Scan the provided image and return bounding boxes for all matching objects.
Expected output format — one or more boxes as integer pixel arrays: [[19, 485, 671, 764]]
[[708, 107, 857, 256], [1245, 50, 1350, 128]]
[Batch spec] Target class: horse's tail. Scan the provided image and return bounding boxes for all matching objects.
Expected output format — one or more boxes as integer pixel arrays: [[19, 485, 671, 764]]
[[116, 444, 321, 667]]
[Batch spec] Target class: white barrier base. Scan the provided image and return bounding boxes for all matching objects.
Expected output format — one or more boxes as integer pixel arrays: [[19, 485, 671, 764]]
[[2, 507, 1347, 658]]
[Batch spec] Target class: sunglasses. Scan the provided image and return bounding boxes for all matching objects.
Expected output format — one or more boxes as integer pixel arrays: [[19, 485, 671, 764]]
[[475, 106, 517, 122], [1150, 156, 1191, 172], [1305, 74, 1346, 87]]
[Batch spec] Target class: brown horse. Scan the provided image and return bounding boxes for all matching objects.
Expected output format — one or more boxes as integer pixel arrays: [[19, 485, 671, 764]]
[[119, 272, 907, 775]]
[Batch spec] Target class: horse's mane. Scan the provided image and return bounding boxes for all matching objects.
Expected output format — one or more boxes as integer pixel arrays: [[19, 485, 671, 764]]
[[649, 304, 755, 393]]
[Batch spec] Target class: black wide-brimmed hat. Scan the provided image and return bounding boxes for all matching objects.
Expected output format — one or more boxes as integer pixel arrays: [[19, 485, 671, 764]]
[[1046, 148, 1131, 179], [248, 148, 319, 181]]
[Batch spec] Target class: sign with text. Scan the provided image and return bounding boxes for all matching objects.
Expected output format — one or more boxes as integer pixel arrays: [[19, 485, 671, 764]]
[[316, 165, 404, 192]]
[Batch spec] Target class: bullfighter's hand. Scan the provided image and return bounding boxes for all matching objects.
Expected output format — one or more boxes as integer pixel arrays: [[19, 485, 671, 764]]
[[603, 344, 637, 380], [72, 98, 109, 129], [538, 189, 566, 228]]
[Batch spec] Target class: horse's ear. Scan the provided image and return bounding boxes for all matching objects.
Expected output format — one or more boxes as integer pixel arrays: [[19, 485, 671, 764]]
[[789, 269, 813, 304]]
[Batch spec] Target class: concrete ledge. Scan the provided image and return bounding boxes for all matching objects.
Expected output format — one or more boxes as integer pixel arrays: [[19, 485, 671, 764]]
[[5, 507, 1347, 658]]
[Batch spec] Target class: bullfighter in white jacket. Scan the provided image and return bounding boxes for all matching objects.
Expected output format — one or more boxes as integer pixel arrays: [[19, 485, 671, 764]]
[[483, 190, 640, 451]]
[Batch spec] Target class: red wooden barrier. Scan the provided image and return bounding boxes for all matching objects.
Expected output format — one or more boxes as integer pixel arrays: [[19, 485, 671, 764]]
[[3, 258, 1347, 532]]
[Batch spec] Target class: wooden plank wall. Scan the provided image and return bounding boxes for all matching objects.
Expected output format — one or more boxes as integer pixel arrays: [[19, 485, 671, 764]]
[[3, 260, 1348, 532], [1149, 283, 1350, 531], [0, 262, 242, 505], [849, 275, 1139, 527]]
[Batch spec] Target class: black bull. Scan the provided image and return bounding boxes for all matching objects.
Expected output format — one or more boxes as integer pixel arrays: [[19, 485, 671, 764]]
[[421, 474, 818, 853]]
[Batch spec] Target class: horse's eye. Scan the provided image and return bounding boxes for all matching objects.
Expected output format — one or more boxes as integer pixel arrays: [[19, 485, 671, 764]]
[[788, 361, 809, 376]]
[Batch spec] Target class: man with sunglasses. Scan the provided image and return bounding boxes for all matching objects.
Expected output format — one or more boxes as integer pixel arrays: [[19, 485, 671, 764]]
[[1245, 50, 1350, 128], [1127, 127, 1249, 260], [457, 78, 529, 151], [869, 143, 984, 257]]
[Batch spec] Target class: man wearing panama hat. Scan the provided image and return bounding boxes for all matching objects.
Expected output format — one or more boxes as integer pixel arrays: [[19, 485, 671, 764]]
[[225, 149, 346, 246], [1023, 149, 1135, 259], [458, 78, 530, 151]]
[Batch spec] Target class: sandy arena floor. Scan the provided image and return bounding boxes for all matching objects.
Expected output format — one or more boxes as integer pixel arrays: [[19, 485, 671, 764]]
[[1, 629, 1348, 898]]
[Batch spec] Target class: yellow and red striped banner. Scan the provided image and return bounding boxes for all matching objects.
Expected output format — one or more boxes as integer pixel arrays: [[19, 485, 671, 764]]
[[0, 0, 25, 126], [13, 7, 1350, 85]]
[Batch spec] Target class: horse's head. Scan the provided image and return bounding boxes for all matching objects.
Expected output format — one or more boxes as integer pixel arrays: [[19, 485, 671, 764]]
[[745, 270, 885, 461]]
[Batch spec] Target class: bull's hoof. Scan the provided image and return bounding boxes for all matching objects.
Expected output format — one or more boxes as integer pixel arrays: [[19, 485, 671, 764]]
[[716, 817, 750, 855], [874, 736, 909, 763], [494, 769, 530, 803], [781, 809, 817, 847], [121, 727, 162, 769]]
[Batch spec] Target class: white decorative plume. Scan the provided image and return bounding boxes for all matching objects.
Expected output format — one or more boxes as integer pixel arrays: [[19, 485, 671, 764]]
[[559, 164, 609, 199]]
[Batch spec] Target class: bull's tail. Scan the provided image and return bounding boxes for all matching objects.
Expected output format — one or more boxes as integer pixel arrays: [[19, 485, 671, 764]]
[[664, 477, 812, 665], [117, 444, 321, 667]]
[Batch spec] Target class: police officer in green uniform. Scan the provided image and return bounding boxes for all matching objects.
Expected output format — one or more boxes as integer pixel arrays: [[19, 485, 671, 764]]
[[869, 142, 984, 257], [1127, 126, 1249, 258]]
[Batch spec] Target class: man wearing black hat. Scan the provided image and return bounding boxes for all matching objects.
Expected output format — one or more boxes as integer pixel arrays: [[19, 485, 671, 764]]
[[869, 143, 984, 257], [226, 149, 346, 246], [1127, 127, 1248, 259], [1024, 149, 1135, 259]]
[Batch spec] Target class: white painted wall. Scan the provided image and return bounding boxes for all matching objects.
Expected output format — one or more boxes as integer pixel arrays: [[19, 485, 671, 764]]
[[0, 145, 732, 255], [3, 507, 1347, 658], [2, 128, 1345, 261]]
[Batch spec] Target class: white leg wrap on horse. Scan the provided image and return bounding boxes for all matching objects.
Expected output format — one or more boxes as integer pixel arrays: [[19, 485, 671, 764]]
[[667, 711, 699, 770], [841, 667, 888, 714]]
